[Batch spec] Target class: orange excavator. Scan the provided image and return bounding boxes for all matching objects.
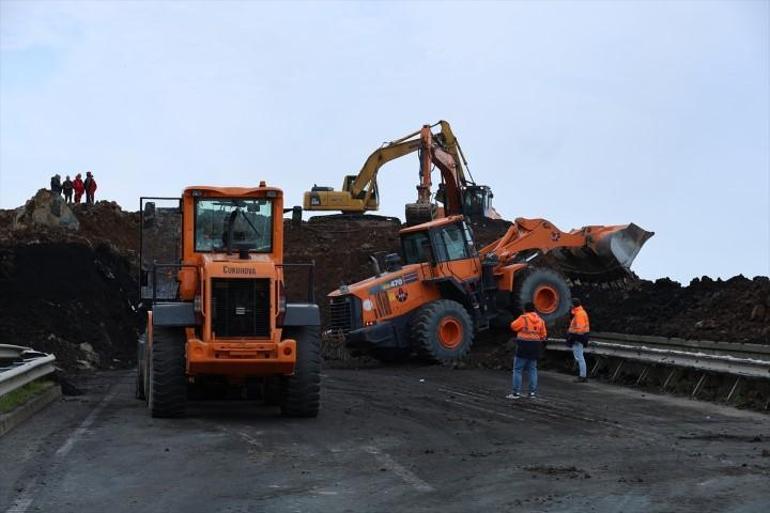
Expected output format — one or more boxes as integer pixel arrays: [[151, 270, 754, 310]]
[[328, 215, 652, 362], [302, 121, 499, 224]]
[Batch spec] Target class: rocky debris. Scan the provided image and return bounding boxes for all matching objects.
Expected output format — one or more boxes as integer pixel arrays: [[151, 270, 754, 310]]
[[13, 189, 79, 231]]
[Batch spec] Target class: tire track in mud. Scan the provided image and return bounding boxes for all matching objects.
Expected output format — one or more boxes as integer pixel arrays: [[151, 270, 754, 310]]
[[325, 370, 647, 437], [326, 368, 770, 482]]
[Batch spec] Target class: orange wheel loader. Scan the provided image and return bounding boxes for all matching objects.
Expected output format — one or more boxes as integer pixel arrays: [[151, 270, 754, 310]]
[[135, 184, 321, 417], [329, 215, 652, 363]]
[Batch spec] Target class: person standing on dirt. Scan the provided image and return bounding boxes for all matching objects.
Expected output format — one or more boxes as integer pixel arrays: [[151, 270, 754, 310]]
[[507, 302, 547, 399], [73, 173, 85, 204], [62, 175, 74, 203], [84, 171, 98, 205], [567, 298, 591, 383], [50, 174, 62, 195]]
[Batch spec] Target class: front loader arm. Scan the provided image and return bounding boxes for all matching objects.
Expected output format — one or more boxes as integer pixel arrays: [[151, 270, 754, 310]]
[[480, 218, 589, 263], [479, 217, 654, 279]]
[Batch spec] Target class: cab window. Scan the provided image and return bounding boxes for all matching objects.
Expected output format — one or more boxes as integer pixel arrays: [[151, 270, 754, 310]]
[[194, 198, 273, 252], [401, 231, 432, 264], [435, 223, 470, 262]]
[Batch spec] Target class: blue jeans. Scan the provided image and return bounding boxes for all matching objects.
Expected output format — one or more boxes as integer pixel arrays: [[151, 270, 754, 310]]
[[512, 357, 538, 394], [572, 342, 587, 378]]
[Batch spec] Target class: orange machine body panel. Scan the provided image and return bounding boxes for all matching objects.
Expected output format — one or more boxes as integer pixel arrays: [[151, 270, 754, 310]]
[[148, 185, 298, 378]]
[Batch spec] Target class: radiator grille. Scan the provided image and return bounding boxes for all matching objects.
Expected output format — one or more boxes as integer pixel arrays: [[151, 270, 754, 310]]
[[329, 296, 354, 334], [212, 278, 270, 337]]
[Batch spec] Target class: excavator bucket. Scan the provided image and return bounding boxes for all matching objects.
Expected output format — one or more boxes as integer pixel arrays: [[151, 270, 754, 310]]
[[405, 202, 437, 226], [546, 223, 654, 282]]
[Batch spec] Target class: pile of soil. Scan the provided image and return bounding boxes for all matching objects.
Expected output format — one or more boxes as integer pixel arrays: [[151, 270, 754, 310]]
[[283, 217, 401, 309], [0, 242, 142, 371], [0, 196, 144, 372], [71, 202, 140, 253], [572, 276, 770, 344]]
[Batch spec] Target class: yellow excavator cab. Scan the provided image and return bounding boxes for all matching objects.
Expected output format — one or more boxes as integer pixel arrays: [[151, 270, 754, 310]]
[[303, 176, 380, 212]]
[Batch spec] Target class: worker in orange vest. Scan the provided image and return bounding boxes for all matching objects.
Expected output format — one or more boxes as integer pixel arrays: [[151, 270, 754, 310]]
[[507, 302, 547, 399], [567, 298, 590, 382]]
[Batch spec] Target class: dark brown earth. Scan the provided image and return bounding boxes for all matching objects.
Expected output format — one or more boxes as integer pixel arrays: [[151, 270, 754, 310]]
[[0, 192, 768, 373]]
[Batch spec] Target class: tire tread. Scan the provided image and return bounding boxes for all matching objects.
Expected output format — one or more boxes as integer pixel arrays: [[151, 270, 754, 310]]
[[150, 327, 187, 418], [281, 326, 321, 418]]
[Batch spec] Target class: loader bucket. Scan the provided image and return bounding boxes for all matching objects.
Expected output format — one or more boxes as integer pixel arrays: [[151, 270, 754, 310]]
[[547, 223, 654, 282], [591, 223, 654, 270]]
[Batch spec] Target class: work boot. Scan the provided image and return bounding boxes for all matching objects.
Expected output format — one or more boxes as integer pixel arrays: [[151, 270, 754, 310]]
[[506, 392, 521, 400], [574, 377, 588, 383], [528, 392, 536, 399]]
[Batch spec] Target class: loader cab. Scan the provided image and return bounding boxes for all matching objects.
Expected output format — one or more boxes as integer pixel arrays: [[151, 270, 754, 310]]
[[400, 216, 477, 266]]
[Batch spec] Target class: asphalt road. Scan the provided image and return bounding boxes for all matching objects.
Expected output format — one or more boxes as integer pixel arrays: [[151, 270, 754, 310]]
[[2, 366, 769, 513]]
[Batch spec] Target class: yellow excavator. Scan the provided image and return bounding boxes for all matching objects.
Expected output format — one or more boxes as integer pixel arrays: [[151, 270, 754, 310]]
[[303, 121, 500, 225]]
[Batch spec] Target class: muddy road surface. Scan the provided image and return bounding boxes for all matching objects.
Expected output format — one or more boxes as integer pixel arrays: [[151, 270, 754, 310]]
[[2, 367, 769, 513]]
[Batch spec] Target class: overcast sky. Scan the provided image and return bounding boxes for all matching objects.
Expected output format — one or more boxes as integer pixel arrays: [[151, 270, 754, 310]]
[[0, 0, 768, 282]]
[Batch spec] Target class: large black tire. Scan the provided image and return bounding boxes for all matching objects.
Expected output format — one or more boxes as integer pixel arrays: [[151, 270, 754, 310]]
[[135, 333, 147, 401], [512, 267, 571, 324], [149, 326, 187, 418], [281, 327, 321, 418], [411, 299, 474, 363]]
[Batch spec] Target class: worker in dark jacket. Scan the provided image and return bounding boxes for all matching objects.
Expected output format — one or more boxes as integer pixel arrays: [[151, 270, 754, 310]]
[[62, 175, 73, 203], [507, 302, 547, 399], [50, 174, 62, 195], [84, 172, 97, 205], [566, 298, 590, 382]]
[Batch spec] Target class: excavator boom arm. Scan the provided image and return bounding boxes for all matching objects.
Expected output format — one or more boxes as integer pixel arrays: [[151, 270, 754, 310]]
[[348, 130, 428, 197]]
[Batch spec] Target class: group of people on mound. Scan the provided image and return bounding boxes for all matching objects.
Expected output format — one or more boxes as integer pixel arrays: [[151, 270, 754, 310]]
[[50, 172, 98, 205], [506, 298, 590, 400]]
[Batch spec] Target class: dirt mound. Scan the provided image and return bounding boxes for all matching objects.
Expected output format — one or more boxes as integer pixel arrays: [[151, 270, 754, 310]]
[[571, 276, 770, 344], [71, 201, 140, 253], [0, 241, 142, 372], [283, 217, 402, 311]]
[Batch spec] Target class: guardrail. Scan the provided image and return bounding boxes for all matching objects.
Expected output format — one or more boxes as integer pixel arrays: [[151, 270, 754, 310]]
[[547, 332, 769, 405], [547, 332, 770, 378], [0, 347, 57, 398], [591, 332, 769, 361]]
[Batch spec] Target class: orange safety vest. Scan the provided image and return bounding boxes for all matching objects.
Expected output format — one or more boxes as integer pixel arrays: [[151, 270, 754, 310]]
[[510, 312, 547, 341], [569, 306, 590, 334]]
